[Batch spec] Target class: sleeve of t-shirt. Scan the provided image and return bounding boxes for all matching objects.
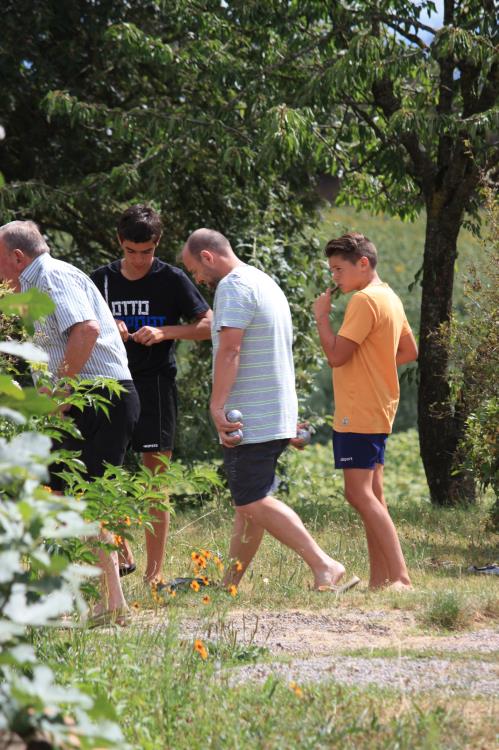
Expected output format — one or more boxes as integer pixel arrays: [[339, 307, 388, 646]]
[[174, 269, 210, 319], [400, 316, 412, 337], [47, 272, 100, 334], [338, 292, 376, 345], [214, 278, 256, 331]]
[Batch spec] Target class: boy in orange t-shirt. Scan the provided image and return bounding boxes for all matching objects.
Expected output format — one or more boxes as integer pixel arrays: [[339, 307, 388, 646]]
[[313, 233, 418, 590]]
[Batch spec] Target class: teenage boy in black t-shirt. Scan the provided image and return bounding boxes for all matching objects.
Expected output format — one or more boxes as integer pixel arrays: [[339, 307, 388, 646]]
[[91, 205, 212, 584]]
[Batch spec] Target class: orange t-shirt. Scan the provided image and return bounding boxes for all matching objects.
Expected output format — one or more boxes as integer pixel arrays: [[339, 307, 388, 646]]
[[333, 283, 412, 434]]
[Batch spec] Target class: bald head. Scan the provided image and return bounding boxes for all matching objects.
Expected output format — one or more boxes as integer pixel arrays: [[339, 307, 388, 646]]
[[0, 220, 49, 258], [184, 228, 233, 259], [182, 228, 241, 288]]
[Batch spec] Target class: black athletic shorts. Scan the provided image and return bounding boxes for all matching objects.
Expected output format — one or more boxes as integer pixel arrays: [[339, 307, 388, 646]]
[[50, 380, 140, 491], [132, 373, 178, 453], [222, 439, 290, 506]]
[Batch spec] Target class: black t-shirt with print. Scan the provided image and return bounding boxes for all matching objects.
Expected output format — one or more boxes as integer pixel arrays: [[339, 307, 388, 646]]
[[91, 259, 209, 378]]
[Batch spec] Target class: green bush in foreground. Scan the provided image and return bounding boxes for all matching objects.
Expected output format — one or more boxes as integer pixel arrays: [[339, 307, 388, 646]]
[[0, 294, 125, 748]]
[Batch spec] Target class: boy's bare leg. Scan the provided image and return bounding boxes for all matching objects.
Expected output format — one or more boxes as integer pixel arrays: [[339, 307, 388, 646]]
[[143, 450, 171, 583], [343, 468, 411, 588], [233, 495, 345, 589], [365, 464, 391, 588], [223, 510, 265, 586]]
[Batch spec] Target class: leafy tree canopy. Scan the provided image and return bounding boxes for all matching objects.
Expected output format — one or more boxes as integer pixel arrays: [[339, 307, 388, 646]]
[[0, 0, 497, 493]]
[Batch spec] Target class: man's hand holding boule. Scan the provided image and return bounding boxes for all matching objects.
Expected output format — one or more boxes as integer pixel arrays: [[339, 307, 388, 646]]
[[210, 404, 243, 448]]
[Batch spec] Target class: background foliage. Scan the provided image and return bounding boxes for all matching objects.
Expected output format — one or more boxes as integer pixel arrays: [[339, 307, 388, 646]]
[[0, 1, 497, 487]]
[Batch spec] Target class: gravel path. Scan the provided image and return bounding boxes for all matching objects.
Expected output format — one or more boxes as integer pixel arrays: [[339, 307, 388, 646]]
[[136, 606, 499, 696], [227, 655, 499, 697]]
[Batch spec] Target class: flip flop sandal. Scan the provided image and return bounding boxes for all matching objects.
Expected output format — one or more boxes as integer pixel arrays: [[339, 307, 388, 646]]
[[119, 562, 137, 577], [316, 576, 361, 594]]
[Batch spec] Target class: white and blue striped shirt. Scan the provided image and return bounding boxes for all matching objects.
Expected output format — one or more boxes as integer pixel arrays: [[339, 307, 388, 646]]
[[212, 264, 298, 444], [20, 253, 131, 382]]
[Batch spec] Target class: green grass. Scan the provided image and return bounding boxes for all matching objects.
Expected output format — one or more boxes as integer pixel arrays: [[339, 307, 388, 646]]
[[150, 430, 497, 615], [33, 430, 499, 749], [35, 623, 490, 750]]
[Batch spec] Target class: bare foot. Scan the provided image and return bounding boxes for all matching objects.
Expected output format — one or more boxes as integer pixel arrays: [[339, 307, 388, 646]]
[[313, 559, 345, 590], [369, 578, 390, 590], [386, 581, 413, 592]]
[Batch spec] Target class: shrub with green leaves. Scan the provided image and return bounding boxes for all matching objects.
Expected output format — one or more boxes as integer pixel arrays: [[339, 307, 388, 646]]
[[0, 304, 126, 747], [0, 285, 225, 747], [442, 189, 498, 523]]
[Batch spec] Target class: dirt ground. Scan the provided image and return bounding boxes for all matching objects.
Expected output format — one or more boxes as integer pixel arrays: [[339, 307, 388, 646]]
[[134, 605, 499, 699], [137, 605, 499, 657]]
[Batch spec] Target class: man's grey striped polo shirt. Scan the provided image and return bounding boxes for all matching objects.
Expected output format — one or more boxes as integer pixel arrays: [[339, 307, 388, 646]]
[[212, 263, 298, 444], [20, 252, 131, 382]]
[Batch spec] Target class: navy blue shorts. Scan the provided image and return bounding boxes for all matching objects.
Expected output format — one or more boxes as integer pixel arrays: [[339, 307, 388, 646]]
[[222, 439, 289, 506], [332, 431, 388, 470]]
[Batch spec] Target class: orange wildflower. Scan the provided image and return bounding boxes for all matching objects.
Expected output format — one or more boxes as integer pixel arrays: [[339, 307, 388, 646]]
[[190, 580, 200, 592], [194, 639, 208, 660], [214, 556, 224, 571], [131, 601, 140, 610], [235, 560, 243, 572], [200, 575, 209, 586], [290, 681, 303, 697], [201, 549, 212, 559], [169, 589, 177, 598], [228, 585, 238, 598], [124, 516, 131, 526], [202, 595, 211, 604]]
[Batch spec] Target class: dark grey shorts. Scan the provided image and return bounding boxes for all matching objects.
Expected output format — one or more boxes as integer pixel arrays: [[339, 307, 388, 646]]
[[222, 439, 290, 506], [132, 373, 178, 453]]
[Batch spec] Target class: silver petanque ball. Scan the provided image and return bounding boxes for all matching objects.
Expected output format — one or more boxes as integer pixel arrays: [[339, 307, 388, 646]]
[[296, 427, 312, 445], [226, 409, 243, 423], [227, 429, 243, 442]]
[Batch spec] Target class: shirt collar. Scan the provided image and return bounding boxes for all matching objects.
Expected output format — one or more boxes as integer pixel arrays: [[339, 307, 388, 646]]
[[19, 252, 51, 287]]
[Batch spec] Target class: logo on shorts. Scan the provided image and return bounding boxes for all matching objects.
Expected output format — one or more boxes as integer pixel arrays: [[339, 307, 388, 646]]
[[342, 417, 350, 425], [340, 457, 353, 462], [143, 443, 159, 449]]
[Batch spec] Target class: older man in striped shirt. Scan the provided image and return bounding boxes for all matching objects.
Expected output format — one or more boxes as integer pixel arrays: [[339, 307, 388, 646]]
[[182, 228, 357, 593], [0, 220, 140, 625]]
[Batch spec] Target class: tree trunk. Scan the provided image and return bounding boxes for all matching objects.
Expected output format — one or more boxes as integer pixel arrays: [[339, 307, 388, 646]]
[[418, 208, 475, 505]]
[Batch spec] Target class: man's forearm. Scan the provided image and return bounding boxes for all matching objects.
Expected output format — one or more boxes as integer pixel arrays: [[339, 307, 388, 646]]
[[159, 316, 212, 341], [210, 349, 240, 411], [210, 347, 240, 411], [58, 321, 99, 378]]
